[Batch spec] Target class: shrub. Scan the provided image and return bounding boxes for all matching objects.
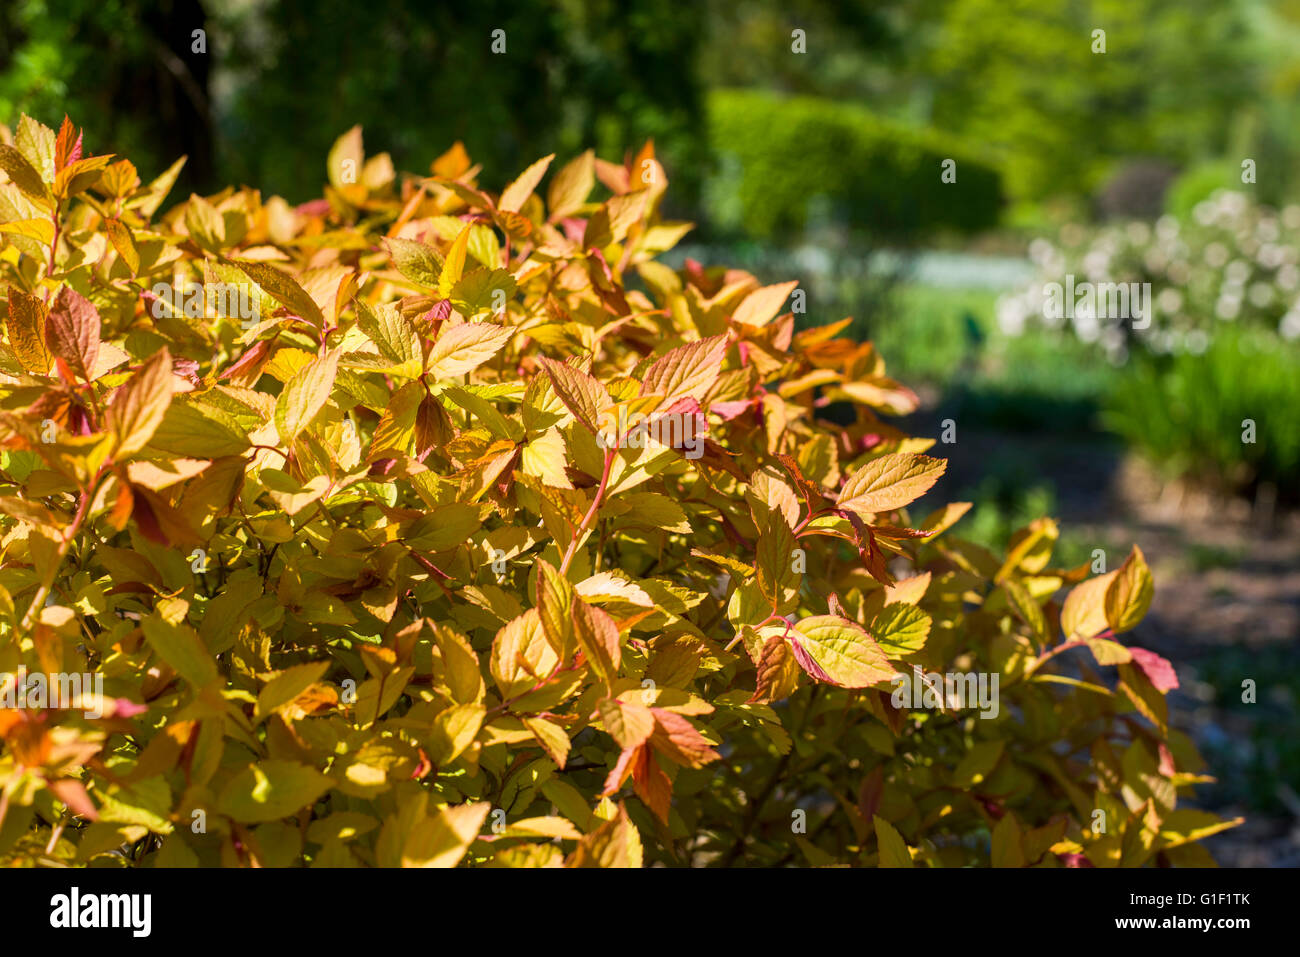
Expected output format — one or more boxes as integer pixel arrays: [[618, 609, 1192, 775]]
[[0, 115, 1235, 867], [705, 89, 1003, 242]]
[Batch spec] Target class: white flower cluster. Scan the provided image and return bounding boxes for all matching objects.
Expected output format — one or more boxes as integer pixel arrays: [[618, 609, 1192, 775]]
[[999, 190, 1300, 362]]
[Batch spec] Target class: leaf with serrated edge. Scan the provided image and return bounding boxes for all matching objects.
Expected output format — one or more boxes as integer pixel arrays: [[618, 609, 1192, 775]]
[[837, 452, 946, 517], [790, 615, 896, 688]]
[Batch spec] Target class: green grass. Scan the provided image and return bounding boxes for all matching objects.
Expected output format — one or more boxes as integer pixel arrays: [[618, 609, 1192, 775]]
[[1103, 326, 1300, 497]]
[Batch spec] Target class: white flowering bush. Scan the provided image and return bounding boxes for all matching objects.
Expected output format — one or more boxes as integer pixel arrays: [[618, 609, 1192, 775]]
[[999, 190, 1300, 363]]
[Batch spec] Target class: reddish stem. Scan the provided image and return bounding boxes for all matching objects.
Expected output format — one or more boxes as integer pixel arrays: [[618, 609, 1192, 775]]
[[559, 447, 617, 575]]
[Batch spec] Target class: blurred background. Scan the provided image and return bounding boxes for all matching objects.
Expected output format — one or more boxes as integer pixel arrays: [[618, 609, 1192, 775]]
[[3, 0, 1296, 865]]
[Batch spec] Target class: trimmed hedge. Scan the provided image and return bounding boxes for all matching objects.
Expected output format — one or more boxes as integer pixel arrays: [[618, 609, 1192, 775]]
[[705, 89, 1004, 241]]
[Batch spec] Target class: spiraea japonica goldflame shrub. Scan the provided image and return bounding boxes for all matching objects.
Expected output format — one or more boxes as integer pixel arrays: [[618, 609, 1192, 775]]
[[0, 117, 1238, 867]]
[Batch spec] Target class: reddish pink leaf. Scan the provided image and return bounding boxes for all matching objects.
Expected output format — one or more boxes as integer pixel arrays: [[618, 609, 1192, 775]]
[[1130, 647, 1178, 692]]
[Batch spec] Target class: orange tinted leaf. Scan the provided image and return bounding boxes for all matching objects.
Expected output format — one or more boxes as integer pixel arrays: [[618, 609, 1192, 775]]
[[837, 452, 947, 518], [639, 334, 728, 404], [5, 285, 52, 374], [45, 286, 101, 381]]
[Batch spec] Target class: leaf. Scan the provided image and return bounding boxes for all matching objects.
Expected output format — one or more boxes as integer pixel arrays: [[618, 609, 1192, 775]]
[[275, 350, 339, 442], [572, 600, 621, 688], [521, 427, 571, 488], [1117, 663, 1169, 734], [1002, 577, 1048, 646], [598, 697, 655, 750], [450, 268, 516, 317], [433, 625, 484, 705], [638, 334, 728, 404], [1061, 570, 1118, 640], [427, 703, 486, 765], [1104, 545, 1153, 634], [837, 452, 946, 517], [0, 218, 55, 243], [535, 559, 576, 657], [522, 715, 571, 768], [590, 191, 649, 246], [1158, 809, 1244, 850], [789, 615, 896, 688], [547, 150, 595, 220], [150, 400, 251, 458], [538, 357, 610, 434], [424, 322, 512, 379], [490, 609, 558, 699], [141, 604, 217, 687], [991, 813, 1026, 868], [354, 299, 422, 375], [732, 280, 799, 327], [755, 512, 798, 606], [216, 760, 333, 824], [10, 116, 47, 183], [256, 662, 331, 720], [1129, 647, 1178, 693], [45, 286, 101, 381], [873, 815, 913, 868], [437, 224, 473, 298], [327, 125, 364, 192], [499, 154, 554, 212], [649, 708, 719, 768], [384, 237, 443, 287], [5, 285, 52, 374], [402, 802, 489, 868], [750, 630, 801, 703], [951, 740, 1005, 788], [0, 143, 50, 203], [106, 348, 175, 457], [134, 155, 186, 218], [500, 816, 582, 841], [565, 804, 643, 868], [235, 260, 325, 327], [871, 603, 932, 656], [54, 116, 83, 172], [184, 193, 224, 250], [1085, 637, 1132, 666], [104, 218, 140, 274]]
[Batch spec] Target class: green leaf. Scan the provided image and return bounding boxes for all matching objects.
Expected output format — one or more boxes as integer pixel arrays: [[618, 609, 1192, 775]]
[[789, 615, 896, 688], [871, 602, 932, 656], [150, 399, 251, 458], [141, 603, 217, 687], [873, 815, 913, 868], [216, 760, 333, 824]]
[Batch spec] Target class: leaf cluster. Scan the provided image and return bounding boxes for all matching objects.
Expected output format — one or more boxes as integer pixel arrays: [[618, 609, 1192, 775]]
[[0, 117, 1235, 866]]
